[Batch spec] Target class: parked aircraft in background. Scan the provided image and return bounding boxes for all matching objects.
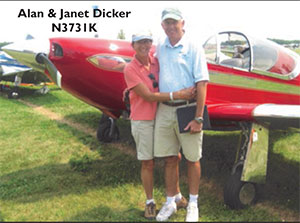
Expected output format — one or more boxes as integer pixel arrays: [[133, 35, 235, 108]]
[[0, 51, 30, 75], [0, 50, 51, 98], [0, 34, 52, 98], [3, 31, 300, 209], [0, 50, 29, 97]]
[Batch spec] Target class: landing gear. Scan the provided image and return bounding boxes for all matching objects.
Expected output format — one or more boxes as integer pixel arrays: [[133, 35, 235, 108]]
[[97, 114, 120, 143], [224, 165, 257, 209], [223, 122, 268, 209], [6, 85, 19, 99], [8, 90, 19, 99]]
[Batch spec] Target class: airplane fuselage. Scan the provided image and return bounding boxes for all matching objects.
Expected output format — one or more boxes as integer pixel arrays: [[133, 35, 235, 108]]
[[46, 38, 300, 121]]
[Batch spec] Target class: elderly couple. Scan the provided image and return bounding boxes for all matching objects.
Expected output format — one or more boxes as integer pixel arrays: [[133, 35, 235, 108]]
[[124, 7, 209, 222]]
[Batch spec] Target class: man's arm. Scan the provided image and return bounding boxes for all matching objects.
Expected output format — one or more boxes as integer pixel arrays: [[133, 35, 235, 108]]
[[184, 81, 208, 133]]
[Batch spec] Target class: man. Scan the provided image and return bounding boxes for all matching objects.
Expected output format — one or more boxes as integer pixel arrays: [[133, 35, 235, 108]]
[[154, 7, 209, 222]]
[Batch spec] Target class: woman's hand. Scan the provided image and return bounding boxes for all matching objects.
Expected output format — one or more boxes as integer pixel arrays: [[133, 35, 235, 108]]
[[176, 86, 196, 100]]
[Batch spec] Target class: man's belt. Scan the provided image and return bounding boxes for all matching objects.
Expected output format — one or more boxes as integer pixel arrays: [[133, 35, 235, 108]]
[[162, 99, 196, 107]]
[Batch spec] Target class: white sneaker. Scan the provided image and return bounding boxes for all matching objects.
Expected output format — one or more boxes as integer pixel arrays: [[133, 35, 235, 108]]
[[185, 202, 199, 222], [156, 202, 177, 221]]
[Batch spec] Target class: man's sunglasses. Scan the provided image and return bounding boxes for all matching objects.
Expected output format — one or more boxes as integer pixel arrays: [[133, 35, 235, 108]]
[[148, 73, 158, 88]]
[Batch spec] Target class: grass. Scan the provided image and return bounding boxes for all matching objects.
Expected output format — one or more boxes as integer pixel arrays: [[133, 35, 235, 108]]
[[0, 86, 299, 221], [293, 48, 300, 55]]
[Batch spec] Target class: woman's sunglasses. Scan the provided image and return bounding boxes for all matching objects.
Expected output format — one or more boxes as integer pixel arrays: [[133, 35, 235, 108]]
[[148, 73, 158, 88]]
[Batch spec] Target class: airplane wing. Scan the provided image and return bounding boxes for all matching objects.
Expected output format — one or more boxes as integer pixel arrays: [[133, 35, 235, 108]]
[[207, 103, 300, 129], [0, 51, 31, 77]]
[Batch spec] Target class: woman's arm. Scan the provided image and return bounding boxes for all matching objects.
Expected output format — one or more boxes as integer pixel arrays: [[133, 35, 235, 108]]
[[132, 82, 195, 102]]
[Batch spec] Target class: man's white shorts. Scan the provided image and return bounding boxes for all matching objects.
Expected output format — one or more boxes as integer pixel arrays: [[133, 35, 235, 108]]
[[154, 103, 203, 162]]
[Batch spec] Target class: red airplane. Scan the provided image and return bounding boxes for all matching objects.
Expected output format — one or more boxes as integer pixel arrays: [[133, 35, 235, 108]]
[[3, 31, 300, 209]]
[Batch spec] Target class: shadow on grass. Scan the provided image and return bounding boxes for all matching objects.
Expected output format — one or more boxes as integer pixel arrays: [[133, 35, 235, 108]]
[[261, 130, 300, 212], [66, 204, 148, 222], [201, 131, 239, 180], [21, 88, 62, 105], [262, 152, 300, 212], [0, 83, 61, 101], [195, 129, 300, 213], [0, 211, 4, 222], [0, 145, 141, 204], [64, 112, 135, 146], [64, 111, 102, 130]]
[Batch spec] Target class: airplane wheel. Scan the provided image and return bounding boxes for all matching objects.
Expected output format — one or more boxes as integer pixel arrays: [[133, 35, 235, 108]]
[[8, 91, 19, 99], [97, 116, 119, 143], [224, 167, 257, 209]]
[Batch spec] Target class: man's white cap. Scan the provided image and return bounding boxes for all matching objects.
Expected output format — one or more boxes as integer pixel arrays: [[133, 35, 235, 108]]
[[161, 7, 183, 21]]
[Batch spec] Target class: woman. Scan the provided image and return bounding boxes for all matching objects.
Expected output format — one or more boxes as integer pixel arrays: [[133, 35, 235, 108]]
[[123, 30, 195, 220]]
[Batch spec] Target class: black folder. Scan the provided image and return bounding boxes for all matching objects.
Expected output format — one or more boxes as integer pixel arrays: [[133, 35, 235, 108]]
[[176, 105, 211, 133]]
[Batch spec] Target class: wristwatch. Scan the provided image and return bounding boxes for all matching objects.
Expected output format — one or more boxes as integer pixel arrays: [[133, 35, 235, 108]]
[[194, 117, 204, 124]]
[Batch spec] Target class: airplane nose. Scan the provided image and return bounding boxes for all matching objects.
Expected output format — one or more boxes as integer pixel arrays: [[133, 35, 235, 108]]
[[35, 52, 62, 88], [2, 39, 49, 74]]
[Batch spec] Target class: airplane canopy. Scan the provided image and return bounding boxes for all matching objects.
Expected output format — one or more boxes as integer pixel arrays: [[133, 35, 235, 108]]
[[203, 31, 300, 80]]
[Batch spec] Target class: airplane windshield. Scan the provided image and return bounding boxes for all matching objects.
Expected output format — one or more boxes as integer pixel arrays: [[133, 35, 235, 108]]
[[218, 33, 250, 70], [204, 32, 250, 70], [203, 35, 217, 63]]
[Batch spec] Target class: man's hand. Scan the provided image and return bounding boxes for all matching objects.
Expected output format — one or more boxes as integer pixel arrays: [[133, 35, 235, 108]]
[[184, 120, 203, 134]]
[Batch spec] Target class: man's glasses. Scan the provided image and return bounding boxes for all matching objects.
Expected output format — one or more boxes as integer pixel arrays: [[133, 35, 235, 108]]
[[148, 73, 158, 88]]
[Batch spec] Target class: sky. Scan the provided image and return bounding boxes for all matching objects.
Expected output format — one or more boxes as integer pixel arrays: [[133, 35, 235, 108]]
[[0, 1, 299, 44]]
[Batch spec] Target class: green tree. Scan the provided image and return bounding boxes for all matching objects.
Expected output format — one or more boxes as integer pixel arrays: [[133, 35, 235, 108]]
[[117, 29, 126, 40], [268, 38, 300, 45]]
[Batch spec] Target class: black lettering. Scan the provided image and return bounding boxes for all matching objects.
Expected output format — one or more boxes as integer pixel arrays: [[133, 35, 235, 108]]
[[37, 11, 43, 18], [52, 23, 97, 32], [93, 9, 101, 17], [59, 9, 63, 20], [69, 23, 74, 32], [119, 11, 125, 18], [89, 23, 97, 32], [112, 9, 118, 17], [76, 23, 80, 32], [92, 9, 131, 18], [18, 9, 43, 18], [52, 23, 61, 32], [62, 23, 67, 32], [18, 9, 26, 18]]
